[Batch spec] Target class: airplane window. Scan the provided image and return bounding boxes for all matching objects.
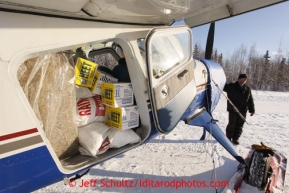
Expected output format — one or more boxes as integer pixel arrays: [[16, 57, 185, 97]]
[[89, 52, 118, 70], [112, 43, 125, 58], [87, 42, 122, 70], [149, 32, 189, 78]]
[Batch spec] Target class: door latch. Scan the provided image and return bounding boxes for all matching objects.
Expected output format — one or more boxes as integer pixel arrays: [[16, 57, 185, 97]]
[[161, 85, 169, 98]]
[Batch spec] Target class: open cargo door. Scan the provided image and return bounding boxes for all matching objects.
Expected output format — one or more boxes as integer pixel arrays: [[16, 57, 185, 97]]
[[145, 26, 196, 134]]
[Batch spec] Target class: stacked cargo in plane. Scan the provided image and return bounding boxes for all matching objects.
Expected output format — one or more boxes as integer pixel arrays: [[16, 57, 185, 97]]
[[101, 82, 139, 131], [18, 55, 141, 160], [75, 58, 140, 157]]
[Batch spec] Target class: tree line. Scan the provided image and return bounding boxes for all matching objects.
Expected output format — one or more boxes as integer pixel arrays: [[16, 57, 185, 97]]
[[193, 43, 289, 91]]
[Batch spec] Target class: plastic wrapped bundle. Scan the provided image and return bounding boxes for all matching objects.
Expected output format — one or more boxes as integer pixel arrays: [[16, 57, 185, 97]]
[[18, 52, 78, 160], [89, 53, 118, 70]]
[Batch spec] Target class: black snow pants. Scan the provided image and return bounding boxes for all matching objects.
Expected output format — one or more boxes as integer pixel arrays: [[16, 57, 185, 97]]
[[226, 110, 247, 140]]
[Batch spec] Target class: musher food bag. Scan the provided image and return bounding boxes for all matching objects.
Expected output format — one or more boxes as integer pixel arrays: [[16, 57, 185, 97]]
[[75, 85, 95, 99], [109, 128, 141, 148], [77, 95, 106, 127], [78, 122, 113, 156]]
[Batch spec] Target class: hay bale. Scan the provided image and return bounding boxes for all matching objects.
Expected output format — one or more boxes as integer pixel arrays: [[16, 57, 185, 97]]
[[18, 53, 78, 160]]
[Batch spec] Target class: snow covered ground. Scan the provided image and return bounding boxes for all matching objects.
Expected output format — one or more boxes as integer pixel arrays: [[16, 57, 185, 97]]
[[34, 90, 289, 193]]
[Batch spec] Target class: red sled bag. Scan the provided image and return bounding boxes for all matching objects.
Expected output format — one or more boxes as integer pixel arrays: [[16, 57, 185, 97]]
[[77, 95, 106, 127], [234, 143, 287, 193]]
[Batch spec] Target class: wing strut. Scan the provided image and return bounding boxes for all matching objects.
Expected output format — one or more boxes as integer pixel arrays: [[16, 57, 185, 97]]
[[185, 108, 246, 164]]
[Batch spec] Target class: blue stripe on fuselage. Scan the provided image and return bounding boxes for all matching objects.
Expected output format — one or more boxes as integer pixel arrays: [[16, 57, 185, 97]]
[[0, 146, 70, 193]]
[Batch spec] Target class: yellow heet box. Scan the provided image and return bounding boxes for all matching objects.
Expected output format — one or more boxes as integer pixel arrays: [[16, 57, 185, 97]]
[[101, 82, 134, 107], [90, 71, 118, 95], [75, 58, 98, 88], [106, 106, 139, 130]]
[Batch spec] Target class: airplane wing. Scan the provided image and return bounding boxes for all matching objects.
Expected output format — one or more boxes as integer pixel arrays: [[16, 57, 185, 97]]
[[0, 0, 287, 27]]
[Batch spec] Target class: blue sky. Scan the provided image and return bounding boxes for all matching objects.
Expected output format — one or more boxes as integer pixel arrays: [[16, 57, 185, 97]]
[[175, 1, 289, 58]]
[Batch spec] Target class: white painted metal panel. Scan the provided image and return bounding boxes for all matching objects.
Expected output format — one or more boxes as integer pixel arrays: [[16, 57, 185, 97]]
[[0, 0, 287, 26], [1, 0, 89, 12]]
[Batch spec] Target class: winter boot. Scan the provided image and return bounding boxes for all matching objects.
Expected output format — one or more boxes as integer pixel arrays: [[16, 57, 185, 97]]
[[232, 138, 240, 145]]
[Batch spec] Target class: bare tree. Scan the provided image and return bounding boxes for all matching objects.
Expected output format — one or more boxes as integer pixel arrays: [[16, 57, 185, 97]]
[[202, 40, 289, 91], [286, 56, 289, 90], [225, 44, 248, 83], [276, 57, 286, 91], [212, 49, 218, 62], [217, 53, 223, 66], [246, 44, 261, 89], [223, 58, 234, 82]]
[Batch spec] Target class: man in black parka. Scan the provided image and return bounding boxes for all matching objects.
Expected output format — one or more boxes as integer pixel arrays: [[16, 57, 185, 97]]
[[223, 74, 255, 145]]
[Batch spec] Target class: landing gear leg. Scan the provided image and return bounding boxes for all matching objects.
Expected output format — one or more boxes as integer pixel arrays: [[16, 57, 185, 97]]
[[200, 128, 206, 140]]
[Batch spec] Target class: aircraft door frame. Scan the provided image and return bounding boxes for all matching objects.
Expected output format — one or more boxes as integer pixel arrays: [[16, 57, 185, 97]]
[[145, 26, 197, 134]]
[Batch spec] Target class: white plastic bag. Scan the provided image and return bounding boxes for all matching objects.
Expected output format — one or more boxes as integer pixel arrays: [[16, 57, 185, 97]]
[[75, 85, 95, 99], [110, 128, 141, 148], [78, 122, 113, 156], [77, 95, 106, 127]]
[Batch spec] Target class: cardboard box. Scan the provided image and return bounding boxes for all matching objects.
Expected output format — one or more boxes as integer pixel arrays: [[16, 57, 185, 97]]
[[101, 82, 134, 107], [75, 58, 98, 88], [90, 71, 118, 95], [106, 106, 139, 130]]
